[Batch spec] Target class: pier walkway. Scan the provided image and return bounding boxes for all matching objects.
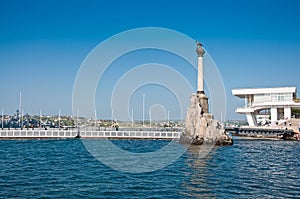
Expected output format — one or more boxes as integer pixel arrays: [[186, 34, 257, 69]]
[[0, 129, 182, 139], [225, 126, 294, 138]]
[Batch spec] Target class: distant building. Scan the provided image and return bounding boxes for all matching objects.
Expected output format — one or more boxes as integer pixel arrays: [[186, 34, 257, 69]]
[[232, 87, 300, 126]]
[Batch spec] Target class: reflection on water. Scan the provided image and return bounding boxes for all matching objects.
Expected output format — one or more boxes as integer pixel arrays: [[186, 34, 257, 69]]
[[180, 145, 217, 198]]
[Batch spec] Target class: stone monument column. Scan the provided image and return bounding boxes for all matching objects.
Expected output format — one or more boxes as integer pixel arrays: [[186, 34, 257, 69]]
[[195, 41, 209, 114], [196, 41, 205, 92]]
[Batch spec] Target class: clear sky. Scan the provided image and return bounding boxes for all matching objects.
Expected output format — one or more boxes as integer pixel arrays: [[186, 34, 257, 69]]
[[1, 0, 300, 121]]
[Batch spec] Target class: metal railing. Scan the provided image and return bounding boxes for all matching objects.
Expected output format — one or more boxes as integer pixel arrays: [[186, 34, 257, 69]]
[[0, 129, 182, 139]]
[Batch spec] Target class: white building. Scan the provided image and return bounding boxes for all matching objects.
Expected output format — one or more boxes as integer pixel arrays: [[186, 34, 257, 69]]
[[232, 87, 300, 126]]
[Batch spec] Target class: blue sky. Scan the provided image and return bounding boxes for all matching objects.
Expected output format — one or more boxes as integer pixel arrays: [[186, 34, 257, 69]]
[[0, 0, 300, 121]]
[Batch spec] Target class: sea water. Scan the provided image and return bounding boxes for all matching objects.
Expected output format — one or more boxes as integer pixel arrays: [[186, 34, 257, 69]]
[[0, 139, 299, 198]]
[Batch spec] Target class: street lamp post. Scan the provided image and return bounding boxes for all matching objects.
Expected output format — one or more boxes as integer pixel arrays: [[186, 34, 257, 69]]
[[58, 109, 61, 129], [1, 109, 3, 130]]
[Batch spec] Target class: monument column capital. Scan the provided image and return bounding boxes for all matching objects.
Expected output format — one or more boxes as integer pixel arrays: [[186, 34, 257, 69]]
[[195, 41, 205, 57]]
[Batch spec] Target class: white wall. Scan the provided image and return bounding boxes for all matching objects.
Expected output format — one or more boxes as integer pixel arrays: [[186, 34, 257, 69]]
[[284, 107, 291, 120]]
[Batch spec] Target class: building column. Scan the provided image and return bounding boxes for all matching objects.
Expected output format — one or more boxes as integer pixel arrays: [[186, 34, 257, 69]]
[[271, 107, 278, 124], [284, 107, 291, 120], [246, 113, 257, 126]]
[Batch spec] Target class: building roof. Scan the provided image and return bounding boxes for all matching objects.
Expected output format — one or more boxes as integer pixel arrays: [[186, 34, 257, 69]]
[[232, 87, 296, 98]]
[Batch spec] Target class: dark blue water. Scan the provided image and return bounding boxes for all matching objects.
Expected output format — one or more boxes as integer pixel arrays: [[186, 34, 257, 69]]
[[0, 138, 299, 198]]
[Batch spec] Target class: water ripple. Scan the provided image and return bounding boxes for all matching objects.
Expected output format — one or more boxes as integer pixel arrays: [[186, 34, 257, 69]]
[[0, 139, 299, 198]]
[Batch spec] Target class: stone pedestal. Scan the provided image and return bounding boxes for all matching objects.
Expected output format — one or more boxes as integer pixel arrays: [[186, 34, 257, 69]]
[[197, 91, 209, 114]]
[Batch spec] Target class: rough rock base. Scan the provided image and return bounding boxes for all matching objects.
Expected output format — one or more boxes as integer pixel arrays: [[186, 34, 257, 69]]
[[179, 133, 233, 146]]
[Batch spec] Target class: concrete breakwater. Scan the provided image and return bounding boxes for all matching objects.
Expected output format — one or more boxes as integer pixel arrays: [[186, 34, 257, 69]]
[[1, 127, 296, 140]]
